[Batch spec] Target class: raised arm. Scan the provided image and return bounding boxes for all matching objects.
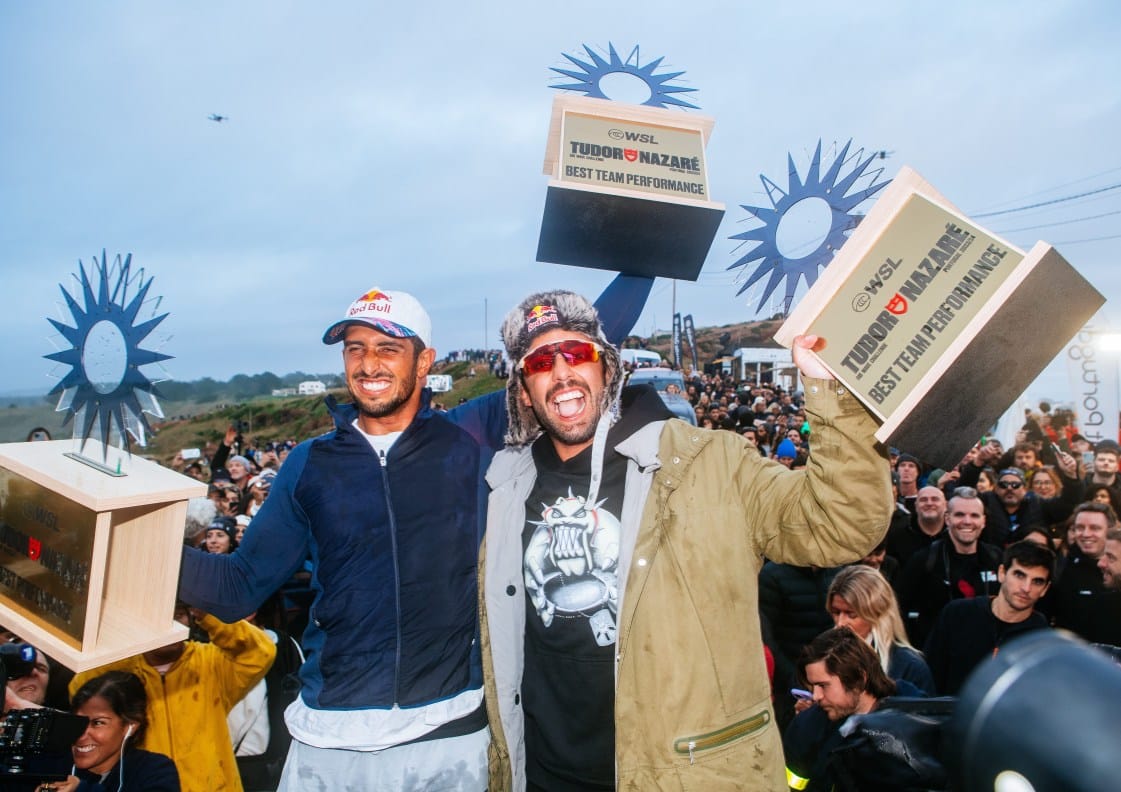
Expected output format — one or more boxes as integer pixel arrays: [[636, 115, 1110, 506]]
[[195, 612, 277, 710], [178, 446, 312, 622], [745, 335, 892, 566]]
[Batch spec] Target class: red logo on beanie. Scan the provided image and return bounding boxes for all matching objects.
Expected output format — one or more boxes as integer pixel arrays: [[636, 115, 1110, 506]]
[[526, 305, 559, 332]]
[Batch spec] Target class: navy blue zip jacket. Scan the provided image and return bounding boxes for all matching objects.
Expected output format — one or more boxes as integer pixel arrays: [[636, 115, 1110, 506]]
[[178, 274, 652, 711]]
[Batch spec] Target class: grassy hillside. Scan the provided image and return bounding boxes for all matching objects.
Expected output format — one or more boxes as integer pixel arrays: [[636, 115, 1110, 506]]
[[144, 360, 506, 464], [5, 318, 775, 460]]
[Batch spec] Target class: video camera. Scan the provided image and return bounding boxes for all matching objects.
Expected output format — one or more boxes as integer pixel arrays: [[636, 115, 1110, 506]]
[[0, 644, 36, 690], [0, 644, 88, 783]]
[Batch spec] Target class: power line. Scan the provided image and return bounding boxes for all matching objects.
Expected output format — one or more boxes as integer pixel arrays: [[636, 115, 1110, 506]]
[[1049, 232, 1121, 246], [972, 182, 1121, 218], [969, 165, 1121, 214], [993, 208, 1121, 234]]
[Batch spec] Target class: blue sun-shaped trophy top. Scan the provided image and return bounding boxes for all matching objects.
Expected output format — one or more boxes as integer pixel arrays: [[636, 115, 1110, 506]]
[[44, 250, 171, 459], [729, 140, 890, 315], [551, 43, 699, 109]]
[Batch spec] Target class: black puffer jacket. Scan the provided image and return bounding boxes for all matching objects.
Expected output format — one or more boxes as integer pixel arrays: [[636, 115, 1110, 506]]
[[758, 562, 839, 726]]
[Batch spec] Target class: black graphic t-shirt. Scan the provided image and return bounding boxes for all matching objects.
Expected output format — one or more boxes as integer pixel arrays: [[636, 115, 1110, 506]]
[[521, 435, 628, 791]]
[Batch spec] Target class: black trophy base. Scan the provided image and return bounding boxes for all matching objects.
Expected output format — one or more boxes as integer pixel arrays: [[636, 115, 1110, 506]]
[[537, 184, 724, 281], [884, 246, 1103, 469]]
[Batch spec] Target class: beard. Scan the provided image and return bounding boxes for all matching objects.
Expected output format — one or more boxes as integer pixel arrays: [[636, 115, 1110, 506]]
[[347, 358, 419, 420], [529, 377, 605, 449], [350, 377, 417, 419]]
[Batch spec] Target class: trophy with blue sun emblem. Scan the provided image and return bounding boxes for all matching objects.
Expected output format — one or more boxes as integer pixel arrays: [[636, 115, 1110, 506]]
[[775, 167, 1104, 469], [0, 251, 204, 671], [537, 44, 725, 280]]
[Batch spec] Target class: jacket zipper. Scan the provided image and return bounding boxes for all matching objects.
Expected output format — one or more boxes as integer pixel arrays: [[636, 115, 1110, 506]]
[[672, 710, 771, 760], [160, 672, 175, 760], [380, 456, 403, 703]]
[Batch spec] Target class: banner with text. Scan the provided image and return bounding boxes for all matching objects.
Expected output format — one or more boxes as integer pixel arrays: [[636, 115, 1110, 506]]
[[1065, 326, 1119, 446], [672, 313, 682, 370]]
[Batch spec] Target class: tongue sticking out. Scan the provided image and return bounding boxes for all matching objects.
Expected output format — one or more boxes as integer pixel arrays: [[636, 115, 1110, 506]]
[[555, 392, 585, 419]]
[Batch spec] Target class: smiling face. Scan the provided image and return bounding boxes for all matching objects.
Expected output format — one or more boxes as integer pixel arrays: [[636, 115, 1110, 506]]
[[343, 325, 434, 434], [1031, 470, 1057, 497], [946, 495, 985, 551], [205, 528, 232, 554], [73, 695, 133, 775], [915, 486, 947, 530], [1073, 510, 1110, 560], [518, 329, 607, 461], [226, 459, 249, 482], [1098, 538, 1121, 590]]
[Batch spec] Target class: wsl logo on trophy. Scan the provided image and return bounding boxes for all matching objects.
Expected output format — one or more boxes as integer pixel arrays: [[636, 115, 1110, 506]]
[[537, 43, 724, 281], [44, 250, 171, 472]]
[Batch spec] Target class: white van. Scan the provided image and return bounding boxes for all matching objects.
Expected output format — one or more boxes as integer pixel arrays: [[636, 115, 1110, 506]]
[[620, 349, 662, 368]]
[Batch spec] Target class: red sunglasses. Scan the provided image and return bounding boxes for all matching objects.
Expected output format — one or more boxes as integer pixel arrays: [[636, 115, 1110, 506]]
[[519, 340, 603, 375]]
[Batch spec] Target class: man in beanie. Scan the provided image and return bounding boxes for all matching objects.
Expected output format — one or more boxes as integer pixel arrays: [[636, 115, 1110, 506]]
[[479, 289, 891, 791], [178, 280, 649, 790], [895, 451, 922, 520]]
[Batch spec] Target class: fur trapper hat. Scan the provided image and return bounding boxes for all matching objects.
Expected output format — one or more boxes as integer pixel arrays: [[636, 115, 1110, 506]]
[[501, 290, 623, 446]]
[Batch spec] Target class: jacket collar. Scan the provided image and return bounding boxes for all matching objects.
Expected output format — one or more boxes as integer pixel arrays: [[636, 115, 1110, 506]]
[[324, 387, 436, 439]]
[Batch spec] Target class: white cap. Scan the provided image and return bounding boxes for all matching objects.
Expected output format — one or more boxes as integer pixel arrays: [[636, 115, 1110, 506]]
[[322, 287, 432, 347]]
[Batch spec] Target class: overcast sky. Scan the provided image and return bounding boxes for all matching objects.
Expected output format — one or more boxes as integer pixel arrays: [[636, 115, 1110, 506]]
[[2, 1, 1119, 406]]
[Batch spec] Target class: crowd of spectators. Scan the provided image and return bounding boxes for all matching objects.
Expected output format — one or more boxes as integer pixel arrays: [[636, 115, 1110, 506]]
[[6, 382, 1121, 790]]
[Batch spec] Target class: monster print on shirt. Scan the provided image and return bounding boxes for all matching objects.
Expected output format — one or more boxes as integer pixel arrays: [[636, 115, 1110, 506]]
[[523, 488, 621, 647]]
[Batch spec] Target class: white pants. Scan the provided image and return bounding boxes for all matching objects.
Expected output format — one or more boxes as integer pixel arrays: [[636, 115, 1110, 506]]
[[276, 726, 489, 791]]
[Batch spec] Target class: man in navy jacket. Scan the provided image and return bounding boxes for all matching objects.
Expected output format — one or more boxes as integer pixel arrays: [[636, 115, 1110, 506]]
[[178, 278, 648, 790]]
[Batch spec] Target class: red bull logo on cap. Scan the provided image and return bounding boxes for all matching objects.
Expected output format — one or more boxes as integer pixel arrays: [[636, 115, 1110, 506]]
[[526, 304, 559, 332], [358, 289, 392, 303], [350, 289, 393, 316]]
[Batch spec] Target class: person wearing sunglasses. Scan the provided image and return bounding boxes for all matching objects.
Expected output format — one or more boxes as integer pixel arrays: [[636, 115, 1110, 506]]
[[176, 277, 651, 791], [479, 289, 891, 791], [957, 440, 1084, 546]]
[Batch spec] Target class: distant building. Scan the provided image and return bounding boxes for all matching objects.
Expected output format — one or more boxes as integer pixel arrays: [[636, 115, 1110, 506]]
[[298, 380, 327, 395], [733, 347, 798, 391], [272, 387, 298, 397], [427, 374, 454, 393]]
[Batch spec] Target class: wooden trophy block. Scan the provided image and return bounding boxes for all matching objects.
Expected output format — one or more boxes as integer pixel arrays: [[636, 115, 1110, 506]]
[[0, 440, 206, 671], [537, 94, 725, 280], [776, 167, 1105, 469]]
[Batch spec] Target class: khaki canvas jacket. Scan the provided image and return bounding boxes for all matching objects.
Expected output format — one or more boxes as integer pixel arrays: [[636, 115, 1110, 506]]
[[479, 378, 890, 790]]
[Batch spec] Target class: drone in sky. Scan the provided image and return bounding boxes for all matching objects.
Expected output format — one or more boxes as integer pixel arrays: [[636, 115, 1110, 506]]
[[208, 113, 228, 123]]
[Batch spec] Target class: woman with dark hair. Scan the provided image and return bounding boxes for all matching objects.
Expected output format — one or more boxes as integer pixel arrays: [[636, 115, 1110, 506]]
[[1084, 483, 1121, 515], [48, 671, 179, 792]]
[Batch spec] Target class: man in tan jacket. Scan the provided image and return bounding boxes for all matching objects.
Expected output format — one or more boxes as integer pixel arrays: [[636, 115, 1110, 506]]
[[480, 290, 891, 790]]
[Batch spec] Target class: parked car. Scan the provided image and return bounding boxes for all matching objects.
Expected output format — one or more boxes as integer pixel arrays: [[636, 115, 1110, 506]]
[[626, 368, 696, 426]]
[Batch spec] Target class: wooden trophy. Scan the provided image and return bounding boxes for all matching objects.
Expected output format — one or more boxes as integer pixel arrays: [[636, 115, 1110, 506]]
[[0, 252, 205, 671], [537, 92, 725, 280], [0, 441, 204, 671], [776, 166, 1105, 469]]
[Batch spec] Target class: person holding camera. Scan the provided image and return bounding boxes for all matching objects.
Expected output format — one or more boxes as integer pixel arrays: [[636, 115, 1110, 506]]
[[38, 671, 180, 792], [69, 604, 274, 792]]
